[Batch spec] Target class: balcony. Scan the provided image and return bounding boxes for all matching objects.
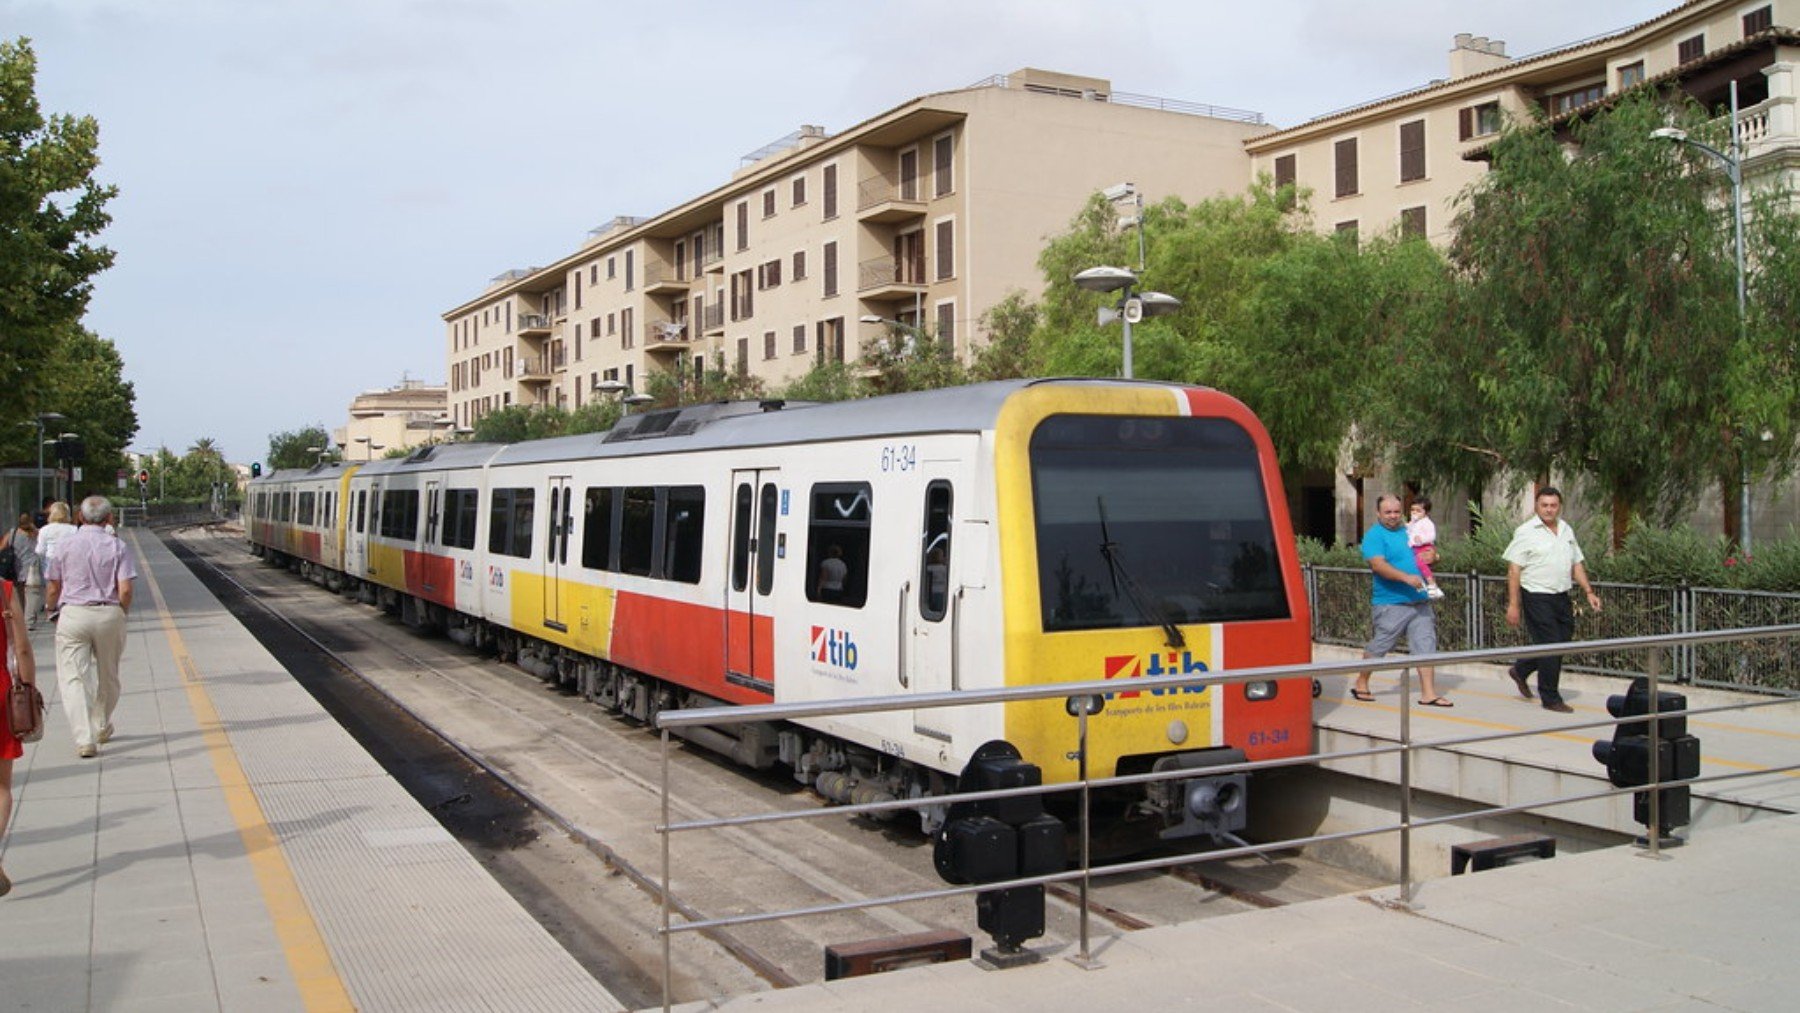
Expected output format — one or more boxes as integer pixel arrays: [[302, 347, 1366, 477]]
[[643, 261, 690, 295], [517, 313, 552, 337], [857, 173, 928, 223], [858, 254, 928, 300], [644, 318, 693, 354], [514, 356, 553, 384], [701, 303, 725, 335], [699, 244, 725, 274]]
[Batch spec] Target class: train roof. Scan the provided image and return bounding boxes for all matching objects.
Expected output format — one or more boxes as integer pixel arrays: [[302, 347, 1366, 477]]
[[483, 378, 1190, 467]]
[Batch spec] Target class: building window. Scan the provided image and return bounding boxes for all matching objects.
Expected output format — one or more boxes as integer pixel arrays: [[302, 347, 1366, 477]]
[[823, 241, 838, 297], [763, 330, 776, 360], [622, 308, 634, 349], [1678, 33, 1704, 64], [624, 250, 634, 290], [762, 189, 776, 218], [607, 257, 616, 280], [1273, 153, 1296, 193], [823, 164, 838, 219], [607, 313, 616, 336], [736, 337, 749, 375], [1333, 137, 1358, 198], [1398, 120, 1426, 183], [934, 219, 954, 281], [793, 323, 806, 354], [1335, 220, 1359, 246], [792, 176, 806, 207], [935, 301, 955, 344], [933, 133, 953, 197], [572, 271, 582, 310], [731, 269, 754, 320], [899, 148, 919, 201], [1399, 206, 1426, 240], [736, 201, 749, 251], [793, 249, 806, 280], [1744, 6, 1772, 35], [1547, 82, 1605, 116], [1460, 101, 1502, 140], [757, 259, 782, 290]]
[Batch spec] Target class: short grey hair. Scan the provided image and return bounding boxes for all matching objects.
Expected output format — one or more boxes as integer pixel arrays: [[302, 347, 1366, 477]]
[[1375, 494, 1405, 511], [79, 495, 113, 524]]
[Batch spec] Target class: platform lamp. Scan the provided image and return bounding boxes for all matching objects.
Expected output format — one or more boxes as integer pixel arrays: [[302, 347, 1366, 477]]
[[595, 379, 655, 413], [859, 314, 926, 355], [32, 411, 66, 510]]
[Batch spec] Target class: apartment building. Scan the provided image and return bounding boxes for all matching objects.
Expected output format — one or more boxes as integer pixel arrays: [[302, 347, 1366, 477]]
[[333, 378, 450, 462], [1247, 0, 1800, 245], [442, 69, 1269, 427]]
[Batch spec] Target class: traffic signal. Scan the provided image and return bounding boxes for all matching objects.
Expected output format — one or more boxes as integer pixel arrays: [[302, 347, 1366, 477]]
[[137, 469, 149, 485], [1592, 677, 1700, 833], [251, 462, 263, 478], [932, 741, 1064, 961]]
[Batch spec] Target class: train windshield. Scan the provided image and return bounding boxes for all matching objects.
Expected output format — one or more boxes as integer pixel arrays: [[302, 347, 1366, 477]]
[[1030, 414, 1289, 633]]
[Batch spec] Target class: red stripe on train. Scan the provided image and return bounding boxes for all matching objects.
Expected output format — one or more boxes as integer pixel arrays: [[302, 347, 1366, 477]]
[[611, 592, 774, 705]]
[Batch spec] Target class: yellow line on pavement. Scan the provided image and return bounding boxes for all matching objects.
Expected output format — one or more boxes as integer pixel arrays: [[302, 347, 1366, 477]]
[[132, 532, 356, 1012]]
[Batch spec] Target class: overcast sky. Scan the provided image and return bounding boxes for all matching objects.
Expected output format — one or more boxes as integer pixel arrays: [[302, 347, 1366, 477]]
[[9, 0, 1674, 464]]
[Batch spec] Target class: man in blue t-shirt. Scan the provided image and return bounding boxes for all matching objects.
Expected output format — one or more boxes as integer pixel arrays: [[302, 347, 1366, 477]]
[[1349, 495, 1451, 707]]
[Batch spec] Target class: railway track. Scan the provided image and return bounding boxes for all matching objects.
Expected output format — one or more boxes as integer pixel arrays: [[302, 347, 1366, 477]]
[[167, 524, 1376, 1003]]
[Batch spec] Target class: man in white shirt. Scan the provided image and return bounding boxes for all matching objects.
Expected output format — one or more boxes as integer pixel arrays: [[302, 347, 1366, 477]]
[[1503, 487, 1602, 714]]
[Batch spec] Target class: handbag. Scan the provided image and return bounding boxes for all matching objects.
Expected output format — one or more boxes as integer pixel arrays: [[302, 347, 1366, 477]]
[[6, 678, 45, 744]]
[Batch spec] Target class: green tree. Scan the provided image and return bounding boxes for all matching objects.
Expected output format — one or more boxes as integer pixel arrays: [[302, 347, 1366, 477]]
[[0, 39, 116, 441], [1410, 95, 1774, 544], [267, 425, 335, 471], [775, 360, 859, 403], [857, 325, 967, 396], [967, 292, 1045, 381], [35, 325, 138, 496], [471, 404, 569, 443]]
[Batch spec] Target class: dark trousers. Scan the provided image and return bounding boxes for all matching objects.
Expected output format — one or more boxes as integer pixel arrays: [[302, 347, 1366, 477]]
[[1517, 590, 1575, 705]]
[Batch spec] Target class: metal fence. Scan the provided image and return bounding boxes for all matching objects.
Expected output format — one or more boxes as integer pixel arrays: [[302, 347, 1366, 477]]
[[1304, 566, 1800, 690]]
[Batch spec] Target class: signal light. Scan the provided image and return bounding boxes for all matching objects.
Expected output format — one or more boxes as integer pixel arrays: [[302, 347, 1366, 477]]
[[1592, 677, 1699, 836], [251, 462, 262, 478], [931, 740, 1064, 964], [136, 469, 149, 485]]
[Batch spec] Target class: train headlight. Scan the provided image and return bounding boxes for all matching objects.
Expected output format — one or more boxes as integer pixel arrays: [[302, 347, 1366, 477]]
[[1245, 680, 1277, 701]]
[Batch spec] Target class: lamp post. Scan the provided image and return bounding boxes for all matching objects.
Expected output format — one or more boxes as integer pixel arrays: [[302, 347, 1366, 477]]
[[595, 379, 654, 413], [1652, 81, 1751, 548], [859, 314, 926, 354], [1073, 183, 1180, 379], [31, 411, 65, 511]]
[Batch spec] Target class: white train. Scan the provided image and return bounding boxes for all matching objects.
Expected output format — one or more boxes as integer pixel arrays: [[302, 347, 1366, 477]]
[[245, 379, 1314, 837]]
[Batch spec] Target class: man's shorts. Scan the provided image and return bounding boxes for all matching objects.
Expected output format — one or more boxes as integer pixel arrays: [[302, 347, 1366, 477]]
[[1367, 602, 1437, 657]]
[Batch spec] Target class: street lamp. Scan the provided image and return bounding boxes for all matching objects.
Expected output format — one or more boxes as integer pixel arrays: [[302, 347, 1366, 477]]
[[1652, 82, 1751, 548], [859, 314, 926, 354], [30, 411, 65, 511], [1073, 183, 1180, 379], [595, 379, 654, 412]]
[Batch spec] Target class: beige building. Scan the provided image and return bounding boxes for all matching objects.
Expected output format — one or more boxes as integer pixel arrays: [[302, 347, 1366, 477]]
[[442, 69, 1268, 427], [333, 378, 451, 462]]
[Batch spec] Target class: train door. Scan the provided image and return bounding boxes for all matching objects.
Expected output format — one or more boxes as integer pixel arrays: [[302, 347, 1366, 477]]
[[543, 475, 573, 632], [725, 469, 780, 695], [365, 481, 382, 579], [906, 474, 959, 742], [421, 480, 443, 598], [345, 485, 367, 577]]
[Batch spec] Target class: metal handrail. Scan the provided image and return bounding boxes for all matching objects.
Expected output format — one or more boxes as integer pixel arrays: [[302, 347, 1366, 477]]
[[652, 624, 1800, 1009]]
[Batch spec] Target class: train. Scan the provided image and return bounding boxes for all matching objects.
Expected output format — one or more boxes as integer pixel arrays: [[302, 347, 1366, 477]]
[[244, 378, 1314, 839]]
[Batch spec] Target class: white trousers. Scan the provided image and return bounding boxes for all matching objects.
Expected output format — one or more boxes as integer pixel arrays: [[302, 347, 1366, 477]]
[[56, 604, 126, 749]]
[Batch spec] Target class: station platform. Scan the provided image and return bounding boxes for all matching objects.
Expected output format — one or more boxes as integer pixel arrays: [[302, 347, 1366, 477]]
[[0, 529, 624, 1012], [4, 527, 1795, 1011]]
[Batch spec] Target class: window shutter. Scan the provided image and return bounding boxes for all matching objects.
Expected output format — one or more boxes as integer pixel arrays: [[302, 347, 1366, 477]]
[[1273, 154, 1295, 191], [1459, 108, 1472, 141], [1334, 138, 1358, 198], [935, 220, 954, 281], [1399, 120, 1425, 182]]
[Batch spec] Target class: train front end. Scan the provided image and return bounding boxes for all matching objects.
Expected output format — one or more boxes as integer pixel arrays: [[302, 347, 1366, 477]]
[[993, 382, 1313, 841]]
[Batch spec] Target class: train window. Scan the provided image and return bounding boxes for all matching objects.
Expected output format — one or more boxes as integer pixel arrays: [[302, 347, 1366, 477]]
[[560, 485, 574, 565], [298, 492, 315, 526], [582, 487, 616, 571], [488, 487, 535, 558], [354, 490, 366, 533], [731, 483, 753, 592], [756, 482, 778, 595], [918, 481, 953, 621], [442, 489, 478, 549], [619, 487, 656, 576], [1029, 414, 1288, 632], [806, 482, 871, 608], [379, 489, 420, 540], [663, 486, 705, 584]]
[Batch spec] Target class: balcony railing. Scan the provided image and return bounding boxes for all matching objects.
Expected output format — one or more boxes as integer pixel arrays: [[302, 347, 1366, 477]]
[[701, 303, 725, 333], [644, 318, 691, 349], [698, 245, 724, 272], [514, 357, 552, 381], [858, 254, 927, 293], [857, 173, 928, 220], [644, 261, 689, 290]]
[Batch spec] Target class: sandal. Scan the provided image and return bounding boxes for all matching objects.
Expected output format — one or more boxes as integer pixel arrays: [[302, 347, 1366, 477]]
[[1418, 697, 1454, 708], [1350, 688, 1375, 702]]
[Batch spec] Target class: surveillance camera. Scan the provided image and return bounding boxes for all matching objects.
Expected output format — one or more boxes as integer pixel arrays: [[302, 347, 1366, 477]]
[[1101, 182, 1137, 202]]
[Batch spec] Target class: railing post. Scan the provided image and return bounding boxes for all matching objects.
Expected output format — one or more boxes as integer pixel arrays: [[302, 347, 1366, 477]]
[[1076, 702, 1095, 965], [1645, 649, 1664, 859], [1399, 665, 1414, 905], [661, 728, 673, 1011]]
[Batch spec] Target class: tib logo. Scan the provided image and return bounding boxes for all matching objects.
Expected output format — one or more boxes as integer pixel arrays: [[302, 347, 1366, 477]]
[[1102, 651, 1209, 699], [811, 626, 859, 670]]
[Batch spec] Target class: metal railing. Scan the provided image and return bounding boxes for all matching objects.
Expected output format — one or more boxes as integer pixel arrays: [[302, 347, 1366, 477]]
[[649, 625, 1800, 1009], [857, 172, 926, 212], [858, 254, 926, 292], [1304, 566, 1800, 690]]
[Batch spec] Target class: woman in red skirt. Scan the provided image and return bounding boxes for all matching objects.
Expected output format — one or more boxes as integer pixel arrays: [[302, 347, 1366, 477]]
[[2, 576, 41, 897]]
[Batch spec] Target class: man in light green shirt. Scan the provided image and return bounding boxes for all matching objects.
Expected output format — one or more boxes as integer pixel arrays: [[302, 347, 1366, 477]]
[[1502, 487, 1602, 714]]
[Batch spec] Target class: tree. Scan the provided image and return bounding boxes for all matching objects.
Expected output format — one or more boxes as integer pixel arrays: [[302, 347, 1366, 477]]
[[0, 39, 116, 441], [267, 425, 334, 471], [471, 404, 569, 443], [857, 326, 967, 396], [967, 292, 1044, 381], [1401, 95, 1775, 544], [34, 325, 138, 496]]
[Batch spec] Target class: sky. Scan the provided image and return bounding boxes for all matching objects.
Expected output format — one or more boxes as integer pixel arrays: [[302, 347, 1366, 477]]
[[8, 0, 1678, 465]]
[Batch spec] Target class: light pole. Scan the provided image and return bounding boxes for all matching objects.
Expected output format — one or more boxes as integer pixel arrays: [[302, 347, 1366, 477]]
[[1652, 81, 1751, 548], [1073, 183, 1180, 379], [31, 411, 65, 511]]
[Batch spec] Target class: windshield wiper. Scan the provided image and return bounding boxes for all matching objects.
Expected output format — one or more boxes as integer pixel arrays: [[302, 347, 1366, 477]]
[[1097, 497, 1186, 649]]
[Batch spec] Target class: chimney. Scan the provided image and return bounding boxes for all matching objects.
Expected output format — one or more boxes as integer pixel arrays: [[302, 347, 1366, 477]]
[[1450, 33, 1511, 79]]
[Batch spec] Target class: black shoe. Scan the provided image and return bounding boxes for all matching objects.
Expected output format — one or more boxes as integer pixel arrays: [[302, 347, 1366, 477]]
[[1543, 700, 1573, 714], [1508, 666, 1534, 701]]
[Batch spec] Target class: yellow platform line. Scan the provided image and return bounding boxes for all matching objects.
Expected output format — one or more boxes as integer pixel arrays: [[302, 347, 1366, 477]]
[[134, 533, 357, 1012]]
